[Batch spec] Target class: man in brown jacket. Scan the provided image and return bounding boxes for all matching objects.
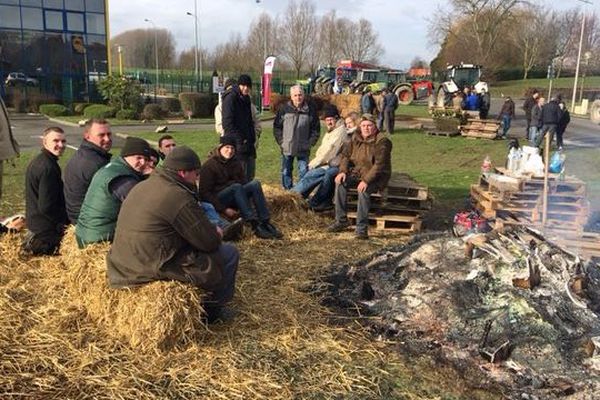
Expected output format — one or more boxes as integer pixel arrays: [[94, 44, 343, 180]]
[[106, 146, 240, 323], [328, 114, 392, 239]]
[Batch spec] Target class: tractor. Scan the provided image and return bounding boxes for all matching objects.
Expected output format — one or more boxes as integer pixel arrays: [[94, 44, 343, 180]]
[[350, 70, 431, 106], [436, 63, 488, 108], [309, 66, 356, 95]]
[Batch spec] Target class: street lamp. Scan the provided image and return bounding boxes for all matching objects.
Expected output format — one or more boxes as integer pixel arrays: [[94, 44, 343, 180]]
[[579, 51, 592, 103], [144, 18, 159, 100], [256, 0, 267, 112], [186, 5, 201, 92], [116, 44, 124, 76], [570, 0, 593, 112]]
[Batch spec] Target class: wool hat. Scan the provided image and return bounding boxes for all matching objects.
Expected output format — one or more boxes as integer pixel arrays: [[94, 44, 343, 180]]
[[238, 74, 252, 87], [163, 145, 201, 171], [121, 137, 151, 157], [219, 135, 237, 148], [361, 113, 377, 124], [322, 104, 340, 119]]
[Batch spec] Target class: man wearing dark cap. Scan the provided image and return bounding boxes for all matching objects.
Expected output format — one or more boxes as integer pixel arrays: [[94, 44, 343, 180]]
[[328, 113, 392, 240], [221, 74, 258, 181], [75, 136, 150, 247], [291, 104, 347, 211], [107, 146, 240, 323], [199, 136, 282, 239]]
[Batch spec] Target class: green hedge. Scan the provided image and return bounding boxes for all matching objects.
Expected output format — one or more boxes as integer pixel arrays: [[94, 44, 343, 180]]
[[39, 104, 70, 117], [160, 97, 181, 113], [83, 104, 116, 119], [142, 103, 164, 120], [115, 109, 137, 120], [73, 102, 92, 115], [178, 92, 215, 118]]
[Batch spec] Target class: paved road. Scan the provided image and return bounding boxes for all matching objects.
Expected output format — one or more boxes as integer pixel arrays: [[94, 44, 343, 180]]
[[8, 99, 600, 151]]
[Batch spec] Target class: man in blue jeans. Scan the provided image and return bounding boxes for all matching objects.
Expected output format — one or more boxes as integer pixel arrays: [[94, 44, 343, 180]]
[[291, 104, 347, 211], [199, 136, 283, 240], [273, 85, 320, 189]]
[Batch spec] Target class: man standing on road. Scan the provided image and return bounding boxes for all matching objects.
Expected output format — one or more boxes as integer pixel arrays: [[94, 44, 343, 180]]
[[498, 97, 515, 139], [383, 88, 399, 134], [273, 85, 320, 190], [63, 118, 112, 223], [327, 114, 392, 240], [479, 88, 491, 119], [221, 74, 258, 181], [522, 89, 539, 140], [535, 96, 562, 148], [75, 137, 150, 247], [106, 146, 240, 323], [22, 127, 68, 255]]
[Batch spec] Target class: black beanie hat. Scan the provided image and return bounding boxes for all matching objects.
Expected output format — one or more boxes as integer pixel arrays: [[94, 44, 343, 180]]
[[238, 74, 252, 87], [322, 104, 340, 119], [121, 137, 151, 157], [163, 145, 201, 171], [219, 135, 237, 148]]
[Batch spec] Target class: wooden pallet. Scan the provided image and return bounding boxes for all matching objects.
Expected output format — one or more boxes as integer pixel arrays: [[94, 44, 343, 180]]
[[426, 130, 460, 137], [347, 211, 422, 234], [347, 195, 431, 211], [461, 130, 498, 139]]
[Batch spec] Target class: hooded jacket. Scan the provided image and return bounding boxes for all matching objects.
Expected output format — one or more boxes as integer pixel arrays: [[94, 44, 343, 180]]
[[339, 131, 392, 192], [308, 119, 347, 169], [221, 85, 256, 156], [106, 168, 222, 289], [273, 100, 320, 156], [198, 147, 246, 212], [541, 100, 562, 125]]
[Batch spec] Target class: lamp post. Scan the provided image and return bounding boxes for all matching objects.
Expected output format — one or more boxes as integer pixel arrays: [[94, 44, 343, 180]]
[[144, 18, 159, 100], [186, 6, 200, 92], [117, 45, 124, 76], [579, 51, 592, 103], [571, 0, 593, 112], [256, 0, 267, 112]]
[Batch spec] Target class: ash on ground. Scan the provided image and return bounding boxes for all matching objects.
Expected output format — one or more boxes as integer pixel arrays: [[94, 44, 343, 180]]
[[314, 229, 600, 400]]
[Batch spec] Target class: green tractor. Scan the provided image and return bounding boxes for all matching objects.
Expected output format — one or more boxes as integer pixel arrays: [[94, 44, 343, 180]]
[[348, 70, 415, 105]]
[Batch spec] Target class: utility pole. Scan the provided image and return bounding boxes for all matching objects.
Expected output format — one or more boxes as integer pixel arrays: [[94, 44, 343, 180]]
[[144, 18, 159, 101], [186, 3, 200, 92], [571, 0, 593, 112], [117, 45, 124, 76]]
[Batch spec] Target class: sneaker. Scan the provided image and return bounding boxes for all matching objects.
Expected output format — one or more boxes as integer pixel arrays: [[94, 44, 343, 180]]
[[327, 220, 350, 233], [355, 230, 369, 240], [222, 218, 243, 241], [262, 221, 283, 239]]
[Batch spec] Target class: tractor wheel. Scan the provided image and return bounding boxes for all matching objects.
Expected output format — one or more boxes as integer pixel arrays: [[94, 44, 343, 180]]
[[395, 85, 414, 105], [354, 83, 366, 94], [323, 82, 333, 95], [314, 82, 322, 95], [590, 100, 600, 124], [341, 82, 351, 95]]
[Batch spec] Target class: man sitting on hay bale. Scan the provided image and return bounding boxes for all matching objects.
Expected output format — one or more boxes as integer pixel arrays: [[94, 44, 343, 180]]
[[106, 146, 240, 323], [327, 113, 392, 240]]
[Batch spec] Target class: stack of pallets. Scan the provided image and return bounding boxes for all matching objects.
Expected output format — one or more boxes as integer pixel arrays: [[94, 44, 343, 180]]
[[470, 168, 599, 258], [460, 118, 500, 139], [347, 173, 430, 234]]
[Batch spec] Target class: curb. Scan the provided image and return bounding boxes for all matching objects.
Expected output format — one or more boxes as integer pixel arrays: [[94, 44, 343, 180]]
[[115, 132, 158, 147], [47, 117, 79, 127]]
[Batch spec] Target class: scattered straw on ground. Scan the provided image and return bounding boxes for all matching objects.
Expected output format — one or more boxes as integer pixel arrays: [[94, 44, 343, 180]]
[[1, 185, 415, 399]]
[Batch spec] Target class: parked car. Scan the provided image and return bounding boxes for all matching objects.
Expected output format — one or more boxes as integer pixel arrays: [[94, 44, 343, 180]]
[[4, 72, 39, 87]]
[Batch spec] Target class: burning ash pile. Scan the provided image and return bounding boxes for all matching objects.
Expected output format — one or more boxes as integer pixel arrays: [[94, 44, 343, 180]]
[[315, 229, 600, 399]]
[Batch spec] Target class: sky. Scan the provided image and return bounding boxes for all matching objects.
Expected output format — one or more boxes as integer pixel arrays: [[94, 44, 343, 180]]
[[109, 0, 600, 69]]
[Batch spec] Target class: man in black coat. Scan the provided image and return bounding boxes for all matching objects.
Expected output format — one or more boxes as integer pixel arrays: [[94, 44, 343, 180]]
[[522, 89, 539, 139], [535, 96, 563, 148], [63, 118, 112, 223], [221, 74, 257, 181], [22, 127, 68, 255]]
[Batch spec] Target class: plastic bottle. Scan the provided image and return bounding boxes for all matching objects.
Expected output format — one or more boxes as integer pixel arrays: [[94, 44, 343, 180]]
[[481, 155, 492, 177], [507, 148, 517, 172]]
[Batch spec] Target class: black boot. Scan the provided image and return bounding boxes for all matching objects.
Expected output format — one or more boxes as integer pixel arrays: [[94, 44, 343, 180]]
[[248, 219, 273, 239], [261, 220, 283, 239], [222, 218, 244, 241]]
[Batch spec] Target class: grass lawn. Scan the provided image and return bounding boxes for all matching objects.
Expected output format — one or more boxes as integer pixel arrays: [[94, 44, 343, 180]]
[[492, 76, 600, 99]]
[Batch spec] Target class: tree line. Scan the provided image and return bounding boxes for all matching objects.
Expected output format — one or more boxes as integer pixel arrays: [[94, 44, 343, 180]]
[[429, 0, 600, 80], [110, 0, 384, 79]]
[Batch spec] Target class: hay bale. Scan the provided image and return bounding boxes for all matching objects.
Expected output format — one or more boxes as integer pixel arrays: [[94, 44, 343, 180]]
[[60, 228, 207, 352], [328, 94, 361, 117]]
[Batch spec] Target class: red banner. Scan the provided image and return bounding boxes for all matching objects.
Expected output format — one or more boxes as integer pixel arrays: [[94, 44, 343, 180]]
[[262, 56, 276, 109]]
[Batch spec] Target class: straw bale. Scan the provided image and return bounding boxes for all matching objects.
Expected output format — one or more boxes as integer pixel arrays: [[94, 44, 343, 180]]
[[328, 94, 362, 117]]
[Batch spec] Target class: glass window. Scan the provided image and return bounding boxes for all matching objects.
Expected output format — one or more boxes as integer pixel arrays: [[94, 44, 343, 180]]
[[45, 10, 63, 30], [67, 12, 84, 31], [85, 0, 104, 13], [86, 12, 104, 34], [45, 32, 65, 73], [22, 7, 44, 30], [21, 0, 43, 6], [0, 0, 18, 5], [0, 30, 22, 74], [86, 33, 106, 72], [65, 0, 84, 11], [22, 30, 45, 74], [44, 0, 63, 8], [0, 6, 20, 29]]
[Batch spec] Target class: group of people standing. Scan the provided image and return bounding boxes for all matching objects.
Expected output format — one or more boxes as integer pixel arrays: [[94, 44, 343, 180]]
[[21, 74, 392, 323], [359, 88, 399, 134], [523, 89, 570, 150]]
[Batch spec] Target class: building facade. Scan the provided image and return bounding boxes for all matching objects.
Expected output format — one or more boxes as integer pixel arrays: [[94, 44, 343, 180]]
[[0, 0, 108, 105]]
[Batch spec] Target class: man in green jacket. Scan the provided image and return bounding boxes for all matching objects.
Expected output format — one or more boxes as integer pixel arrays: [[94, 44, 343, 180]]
[[75, 137, 150, 247], [106, 146, 239, 323], [328, 114, 392, 239]]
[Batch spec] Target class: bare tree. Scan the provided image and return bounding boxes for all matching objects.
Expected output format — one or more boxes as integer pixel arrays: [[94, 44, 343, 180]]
[[318, 10, 342, 66], [279, 0, 317, 78], [338, 18, 384, 63], [246, 12, 280, 70], [111, 28, 176, 69]]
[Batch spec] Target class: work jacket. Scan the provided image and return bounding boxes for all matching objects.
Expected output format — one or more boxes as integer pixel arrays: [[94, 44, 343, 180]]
[[339, 131, 392, 192]]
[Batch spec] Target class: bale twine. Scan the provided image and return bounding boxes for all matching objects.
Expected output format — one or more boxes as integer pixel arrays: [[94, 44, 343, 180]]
[[60, 228, 207, 352]]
